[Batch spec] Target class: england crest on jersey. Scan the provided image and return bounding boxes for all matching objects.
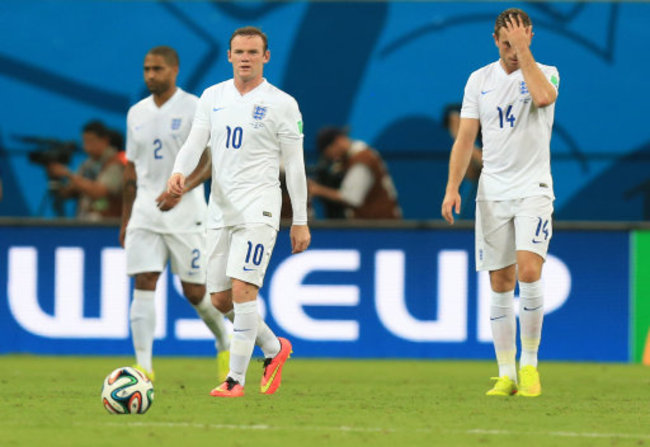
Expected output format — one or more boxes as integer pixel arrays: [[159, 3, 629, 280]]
[[171, 118, 182, 130], [519, 81, 531, 104], [252, 105, 267, 120], [251, 105, 267, 128]]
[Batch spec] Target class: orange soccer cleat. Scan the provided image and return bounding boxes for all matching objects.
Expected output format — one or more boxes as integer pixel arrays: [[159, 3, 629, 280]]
[[210, 377, 244, 398], [260, 337, 292, 395]]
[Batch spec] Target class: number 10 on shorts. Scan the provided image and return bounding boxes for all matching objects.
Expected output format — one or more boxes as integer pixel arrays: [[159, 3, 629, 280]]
[[245, 241, 264, 266]]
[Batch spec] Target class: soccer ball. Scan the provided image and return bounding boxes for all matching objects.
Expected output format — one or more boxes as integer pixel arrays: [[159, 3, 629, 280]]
[[101, 366, 154, 414]]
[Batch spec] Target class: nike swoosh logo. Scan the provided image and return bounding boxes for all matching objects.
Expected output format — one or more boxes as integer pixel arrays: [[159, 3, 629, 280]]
[[523, 305, 543, 311], [243, 267, 256, 271], [481, 89, 494, 95], [531, 239, 545, 244], [260, 366, 280, 393], [213, 107, 225, 112], [490, 315, 506, 321]]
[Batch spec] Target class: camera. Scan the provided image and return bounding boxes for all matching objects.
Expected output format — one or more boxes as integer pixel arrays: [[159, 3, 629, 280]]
[[18, 136, 79, 166], [14, 135, 80, 217]]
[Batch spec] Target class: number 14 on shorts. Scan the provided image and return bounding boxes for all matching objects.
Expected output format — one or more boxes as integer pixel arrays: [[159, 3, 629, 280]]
[[532, 217, 549, 244]]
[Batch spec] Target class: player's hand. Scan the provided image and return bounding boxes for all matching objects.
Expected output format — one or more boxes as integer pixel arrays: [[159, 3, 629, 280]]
[[290, 225, 311, 254], [441, 190, 461, 225], [502, 13, 532, 52], [156, 191, 181, 211], [167, 173, 185, 197]]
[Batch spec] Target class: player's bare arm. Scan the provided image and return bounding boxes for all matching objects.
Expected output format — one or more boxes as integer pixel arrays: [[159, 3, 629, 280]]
[[502, 14, 556, 107], [158, 149, 210, 211], [441, 118, 480, 225], [119, 161, 137, 247]]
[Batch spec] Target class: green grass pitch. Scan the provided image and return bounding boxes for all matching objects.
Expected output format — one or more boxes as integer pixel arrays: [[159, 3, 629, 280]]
[[1, 355, 649, 447]]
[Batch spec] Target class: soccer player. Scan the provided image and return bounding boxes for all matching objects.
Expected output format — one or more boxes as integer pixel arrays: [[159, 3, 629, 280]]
[[441, 8, 559, 397], [120, 46, 230, 382], [168, 27, 310, 397]]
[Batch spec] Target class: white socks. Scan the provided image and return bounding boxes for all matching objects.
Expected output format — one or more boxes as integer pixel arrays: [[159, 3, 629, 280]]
[[129, 289, 156, 373], [489, 289, 517, 380], [225, 310, 281, 358], [519, 279, 544, 368], [490, 279, 545, 378], [191, 293, 230, 352], [228, 301, 260, 384]]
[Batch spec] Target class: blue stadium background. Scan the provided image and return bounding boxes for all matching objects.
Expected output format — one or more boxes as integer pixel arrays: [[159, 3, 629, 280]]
[[0, 1, 648, 220]]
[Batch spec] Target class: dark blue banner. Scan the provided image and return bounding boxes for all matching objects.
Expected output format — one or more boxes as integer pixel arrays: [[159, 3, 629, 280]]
[[0, 225, 630, 361]]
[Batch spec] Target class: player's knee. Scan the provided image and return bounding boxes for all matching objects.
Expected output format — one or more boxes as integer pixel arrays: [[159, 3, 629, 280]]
[[134, 272, 160, 290], [232, 279, 259, 303], [489, 267, 516, 292], [518, 265, 541, 283], [211, 291, 232, 313], [182, 283, 206, 305]]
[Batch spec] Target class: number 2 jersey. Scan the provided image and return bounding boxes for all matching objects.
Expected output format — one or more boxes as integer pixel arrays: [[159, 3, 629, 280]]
[[173, 78, 308, 231], [461, 60, 560, 201], [126, 88, 207, 233]]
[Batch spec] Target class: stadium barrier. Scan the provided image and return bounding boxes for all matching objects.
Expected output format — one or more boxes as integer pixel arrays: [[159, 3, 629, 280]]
[[1, 218, 649, 362]]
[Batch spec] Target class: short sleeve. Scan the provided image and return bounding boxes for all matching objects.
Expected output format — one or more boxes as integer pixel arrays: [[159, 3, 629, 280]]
[[546, 66, 560, 95], [125, 108, 136, 161], [460, 71, 480, 120]]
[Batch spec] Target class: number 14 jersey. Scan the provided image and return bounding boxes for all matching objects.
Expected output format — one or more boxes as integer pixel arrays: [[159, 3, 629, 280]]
[[461, 60, 560, 201]]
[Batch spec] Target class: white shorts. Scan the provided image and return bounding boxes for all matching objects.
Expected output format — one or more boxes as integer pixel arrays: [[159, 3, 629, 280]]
[[475, 196, 554, 271], [206, 224, 278, 293], [125, 228, 206, 284]]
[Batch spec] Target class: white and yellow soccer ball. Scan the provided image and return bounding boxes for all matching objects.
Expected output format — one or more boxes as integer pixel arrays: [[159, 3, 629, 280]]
[[101, 366, 154, 414]]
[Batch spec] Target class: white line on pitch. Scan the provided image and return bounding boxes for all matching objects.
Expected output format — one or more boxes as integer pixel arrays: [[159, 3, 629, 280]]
[[93, 421, 650, 439], [98, 421, 391, 433], [465, 429, 650, 439]]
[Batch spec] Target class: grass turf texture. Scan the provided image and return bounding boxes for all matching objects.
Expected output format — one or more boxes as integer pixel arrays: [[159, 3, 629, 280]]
[[1, 356, 649, 447]]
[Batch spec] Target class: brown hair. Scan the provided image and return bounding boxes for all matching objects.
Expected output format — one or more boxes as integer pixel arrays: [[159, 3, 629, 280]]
[[147, 46, 180, 67], [494, 8, 532, 37], [229, 26, 268, 52]]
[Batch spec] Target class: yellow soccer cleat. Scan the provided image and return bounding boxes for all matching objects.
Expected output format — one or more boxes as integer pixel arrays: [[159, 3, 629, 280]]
[[486, 375, 517, 396], [217, 350, 230, 384], [132, 363, 155, 382], [518, 365, 542, 397]]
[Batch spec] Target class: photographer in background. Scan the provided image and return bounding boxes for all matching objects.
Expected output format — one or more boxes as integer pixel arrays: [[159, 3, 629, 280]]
[[308, 127, 402, 219], [47, 120, 125, 220]]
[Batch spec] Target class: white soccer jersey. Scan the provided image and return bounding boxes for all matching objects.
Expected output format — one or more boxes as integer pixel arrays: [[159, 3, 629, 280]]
[[126, 88, 207, 233], [175, 79, 307, 230], [461, 61, 559, 201]]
